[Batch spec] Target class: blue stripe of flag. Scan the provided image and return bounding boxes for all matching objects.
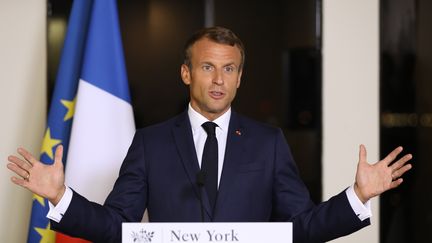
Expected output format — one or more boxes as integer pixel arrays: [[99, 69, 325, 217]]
[[81, 0, 131, 103]]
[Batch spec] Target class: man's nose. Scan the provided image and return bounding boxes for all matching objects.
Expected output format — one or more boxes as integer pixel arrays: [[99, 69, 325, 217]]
[[212, 69, 224, 85]]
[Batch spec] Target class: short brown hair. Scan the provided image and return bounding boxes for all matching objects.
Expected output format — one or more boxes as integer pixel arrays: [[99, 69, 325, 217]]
[[183, 26, 245, 71]]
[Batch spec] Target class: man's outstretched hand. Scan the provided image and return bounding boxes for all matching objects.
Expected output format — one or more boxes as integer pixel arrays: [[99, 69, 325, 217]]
[[354, 144, 412, 203], [7, 145, 66, 205]]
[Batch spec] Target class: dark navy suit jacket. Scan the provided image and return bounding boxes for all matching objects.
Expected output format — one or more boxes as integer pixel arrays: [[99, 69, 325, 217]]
[[52, 111, 369, 242]]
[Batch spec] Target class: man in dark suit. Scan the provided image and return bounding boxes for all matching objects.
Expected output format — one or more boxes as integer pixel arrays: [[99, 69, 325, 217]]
[[7, 27, 412, 243]]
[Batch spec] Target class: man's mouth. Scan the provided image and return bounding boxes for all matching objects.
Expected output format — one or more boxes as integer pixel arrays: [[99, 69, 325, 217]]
[[209, 91, 225, 99]]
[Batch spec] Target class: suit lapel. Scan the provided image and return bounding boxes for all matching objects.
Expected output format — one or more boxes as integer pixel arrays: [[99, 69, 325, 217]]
[[215, 112, 245, 213], [171, 111, 213, 219]]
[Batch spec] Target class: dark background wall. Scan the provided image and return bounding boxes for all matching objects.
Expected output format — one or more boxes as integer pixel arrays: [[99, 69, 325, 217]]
[[380, 0, 432, 242]]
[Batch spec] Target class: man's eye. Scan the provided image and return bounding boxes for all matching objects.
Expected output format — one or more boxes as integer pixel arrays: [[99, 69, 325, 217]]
[[202, 65, 213, 71], [224, 66, 235, 72]]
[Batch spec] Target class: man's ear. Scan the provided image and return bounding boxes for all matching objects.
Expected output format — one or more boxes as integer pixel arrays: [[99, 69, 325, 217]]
[[236, 69, 243, 88], [181, 64, 191, 85]]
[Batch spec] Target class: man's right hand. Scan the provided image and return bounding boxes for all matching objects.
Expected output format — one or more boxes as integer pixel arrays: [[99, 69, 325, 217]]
[[7, 145, 66, 205]]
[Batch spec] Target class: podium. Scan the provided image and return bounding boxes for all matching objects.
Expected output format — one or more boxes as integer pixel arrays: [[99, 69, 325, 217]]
[[122, 222, 292, 243]]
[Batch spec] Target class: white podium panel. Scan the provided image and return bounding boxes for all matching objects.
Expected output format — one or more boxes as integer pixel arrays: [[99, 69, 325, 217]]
[[122, 222, 292, 243]]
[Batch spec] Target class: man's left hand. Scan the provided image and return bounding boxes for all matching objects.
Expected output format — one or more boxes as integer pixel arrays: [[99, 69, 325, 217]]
[[354, 144, 412, 203]]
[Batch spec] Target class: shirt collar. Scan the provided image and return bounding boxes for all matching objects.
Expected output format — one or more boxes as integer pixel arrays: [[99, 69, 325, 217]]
[[188, 103, 231, 134]]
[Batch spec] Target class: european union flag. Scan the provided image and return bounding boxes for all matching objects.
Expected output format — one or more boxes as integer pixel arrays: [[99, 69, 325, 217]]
[[26, 0, 92, 242]]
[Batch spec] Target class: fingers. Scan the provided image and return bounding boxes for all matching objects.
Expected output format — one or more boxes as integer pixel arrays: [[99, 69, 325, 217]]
[[7, 162, 30, 180], [392, 163, 412, 180], [7, 147, 36, 181], [17, 147, 38, 167], [358, 144, 367, 163], [7, 155, 32, 172], [53, 145, 64, 169], [382, 146, 403, 165], [390, 178, 404, 189], [390, 153, 412, 171], [10, 176, 29, 187], [386, 148, 412, 181], [388, 152, 412, 186]]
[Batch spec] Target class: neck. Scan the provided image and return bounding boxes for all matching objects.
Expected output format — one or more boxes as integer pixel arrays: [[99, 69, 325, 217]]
[[189, 104, 230, 121]]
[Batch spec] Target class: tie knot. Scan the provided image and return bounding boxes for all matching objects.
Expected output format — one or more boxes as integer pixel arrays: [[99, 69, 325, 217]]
[[202, 122, 217, 136]]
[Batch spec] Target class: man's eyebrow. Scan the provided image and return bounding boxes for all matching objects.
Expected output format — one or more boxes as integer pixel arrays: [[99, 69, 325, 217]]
[[199, 61, 237, 67], [201, 62, 214, 65], [223, 62, 238, 68]]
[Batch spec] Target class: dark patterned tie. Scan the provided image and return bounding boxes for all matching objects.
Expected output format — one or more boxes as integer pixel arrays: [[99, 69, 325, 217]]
[[201, 121, 218, 210]]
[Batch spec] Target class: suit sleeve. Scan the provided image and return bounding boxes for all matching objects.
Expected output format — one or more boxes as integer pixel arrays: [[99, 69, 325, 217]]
[[271, 129, 370, 243], [51, 131, 148, 243]]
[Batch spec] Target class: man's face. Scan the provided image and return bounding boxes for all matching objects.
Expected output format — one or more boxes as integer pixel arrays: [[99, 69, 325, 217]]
[[181, 38, 243, 120]]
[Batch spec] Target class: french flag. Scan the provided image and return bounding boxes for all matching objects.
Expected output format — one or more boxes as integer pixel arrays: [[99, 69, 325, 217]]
[[60, 0, 135, 242]]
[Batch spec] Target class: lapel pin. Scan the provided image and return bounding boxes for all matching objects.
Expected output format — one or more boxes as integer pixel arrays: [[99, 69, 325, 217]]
[[235, 130, 242, 136]]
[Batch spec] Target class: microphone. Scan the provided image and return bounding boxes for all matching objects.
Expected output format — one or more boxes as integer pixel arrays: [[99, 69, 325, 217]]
[[196, 171, 206, 222]]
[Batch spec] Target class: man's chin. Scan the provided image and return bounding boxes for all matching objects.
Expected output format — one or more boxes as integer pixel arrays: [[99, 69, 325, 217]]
[[207, 106, 230, 116]]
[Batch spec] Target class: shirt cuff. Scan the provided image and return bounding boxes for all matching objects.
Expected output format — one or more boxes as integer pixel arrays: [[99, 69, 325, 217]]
[[346, 185, 372, 221], [46, 186, 73, 223]]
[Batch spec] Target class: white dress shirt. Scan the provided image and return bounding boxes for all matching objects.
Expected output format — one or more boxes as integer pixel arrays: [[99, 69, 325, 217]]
[[188, 103, 230, 187]]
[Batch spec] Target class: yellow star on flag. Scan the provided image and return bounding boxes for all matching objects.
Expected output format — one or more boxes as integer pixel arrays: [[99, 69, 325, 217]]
[[40, 128, 61, 160], [34, 222, 55, 243], [61, 96, 76, 121], [33, 194, 45, 207]]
